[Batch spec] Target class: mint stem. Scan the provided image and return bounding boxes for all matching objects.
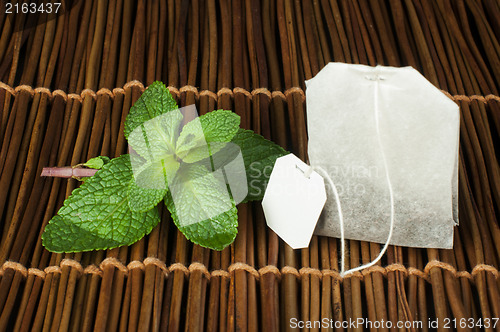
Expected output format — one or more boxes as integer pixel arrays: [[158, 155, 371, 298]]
[[41, 167, 98, 178]]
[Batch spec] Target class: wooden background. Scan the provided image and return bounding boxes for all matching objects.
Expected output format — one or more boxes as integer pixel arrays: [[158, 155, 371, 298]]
[[0, 0, 499, 331]]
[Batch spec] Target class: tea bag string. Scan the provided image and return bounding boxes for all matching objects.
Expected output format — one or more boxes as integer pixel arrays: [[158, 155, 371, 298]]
[[305, 165, 347, 275], [306, 72, 395, 277], [366, 72, 395, 276]]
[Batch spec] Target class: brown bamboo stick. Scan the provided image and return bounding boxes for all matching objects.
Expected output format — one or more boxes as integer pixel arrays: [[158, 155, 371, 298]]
[[93, 2, 130, 324], [246, 205, 258, 332], [395, 247, 415, 331], [348, 240, 363, 332], [118, 265, 132, 332], [361, 242, 378, 332], [416, 254, 429, 332], [326, 239, 342, 331], [386, 247, 398, 331], [167, 231, 188, 332], [31, 257, 60, 331], [51, 3, 107, 331], [2, 96, 65, 329], [350, 0, 377, 66], [107, 248, 129, 332], [370, 243, 389, 332], [137, 227, 162, 331]]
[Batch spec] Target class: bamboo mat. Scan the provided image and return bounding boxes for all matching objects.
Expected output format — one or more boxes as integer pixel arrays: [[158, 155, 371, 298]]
[[0, 1, 499, 331]]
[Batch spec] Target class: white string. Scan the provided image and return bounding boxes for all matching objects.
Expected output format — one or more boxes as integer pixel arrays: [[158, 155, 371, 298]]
[[307, 71, 395, 277], [339, 72, 395, 276], [312, 166, 346, 276]]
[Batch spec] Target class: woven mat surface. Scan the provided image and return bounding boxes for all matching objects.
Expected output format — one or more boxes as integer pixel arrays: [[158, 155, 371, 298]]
[[0, 1, 499, 331]]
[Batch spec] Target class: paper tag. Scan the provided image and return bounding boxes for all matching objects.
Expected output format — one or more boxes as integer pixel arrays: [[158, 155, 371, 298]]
[[262, 154, 327, 249]]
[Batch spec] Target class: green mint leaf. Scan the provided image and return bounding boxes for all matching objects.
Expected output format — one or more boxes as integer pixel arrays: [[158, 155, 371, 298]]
[[128, 109, 183, 158], [130, 156, 179, 191], [164, 163, 237, 250], [124, 81, 178, 140], [167, 164, 233, 226], [176, 110, 240, 163], [83, 156, 110, 169], [199, 110, 240, 142], [231, 129, 288, 202], [127, 109, 183, 190], [175, 117, 211, 163], [128, 178, 167, 213], [165, 191, 238, 251], [42, 155, 160, 252]]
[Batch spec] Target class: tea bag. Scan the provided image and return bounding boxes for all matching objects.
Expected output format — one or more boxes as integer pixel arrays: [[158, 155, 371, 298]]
[[306, 63, 459, 249]]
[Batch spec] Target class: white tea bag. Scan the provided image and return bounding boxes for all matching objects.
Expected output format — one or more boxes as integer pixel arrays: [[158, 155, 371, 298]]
[[306, 63, 459, 249]]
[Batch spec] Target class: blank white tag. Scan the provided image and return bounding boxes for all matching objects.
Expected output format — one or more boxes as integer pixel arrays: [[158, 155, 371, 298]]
[[262, 154, 327, 249]]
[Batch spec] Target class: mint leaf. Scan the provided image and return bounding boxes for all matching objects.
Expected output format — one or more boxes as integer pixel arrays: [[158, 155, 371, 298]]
[[175, 117, 211, 163], [83, 156, 110, 169], [231, 129, 288, 202], [128, 178, 167, 212], [168, 164, 233, 227], [127, 110, 183, 189], [165, 191, 238, 250], [124, 81, 178, 139], [42, 155, 160, 252], [176, 110, 240, 163], [164, 163, 237, 250], [199, 110, 240, 142], [131, 157, 180, 191], [128, 109, 183, 158]]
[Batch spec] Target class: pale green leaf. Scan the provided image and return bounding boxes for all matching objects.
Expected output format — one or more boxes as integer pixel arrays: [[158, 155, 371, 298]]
[[167, 164, 233, 227], [127, 110, 183, 190], [83, 156, 110, 170], [164, 163, 238, 250], [127, 109, 183, 160], [175, 117, 210, 162], [124, 81, 178, 139], [165, 191, 238, 251], [176, 110, 240, 163]]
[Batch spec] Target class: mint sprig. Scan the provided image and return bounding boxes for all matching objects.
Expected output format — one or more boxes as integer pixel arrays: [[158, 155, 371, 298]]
[[42, 82, 288, 252], [42, 155, 160, 252]]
